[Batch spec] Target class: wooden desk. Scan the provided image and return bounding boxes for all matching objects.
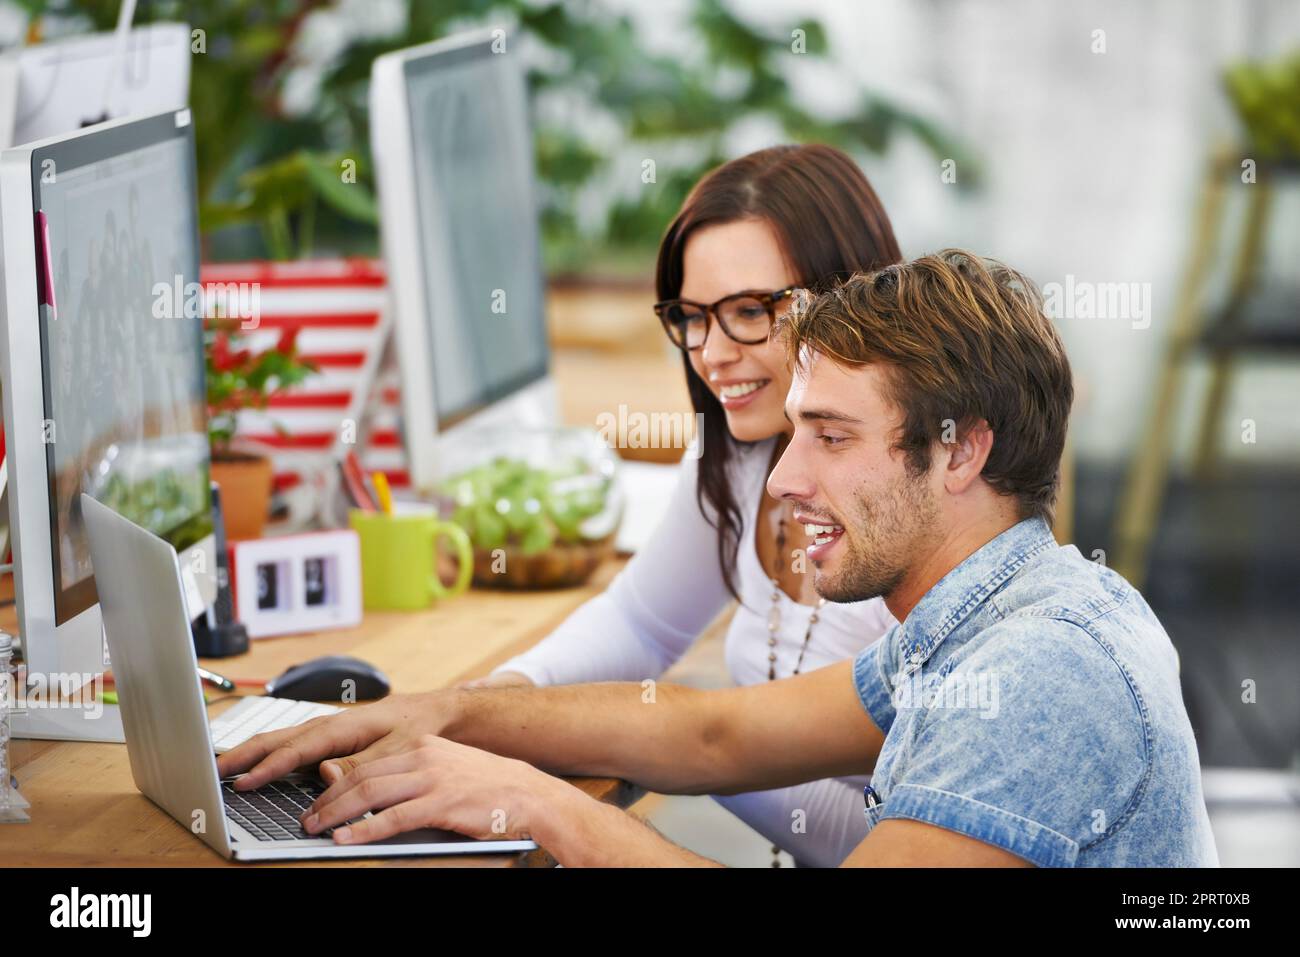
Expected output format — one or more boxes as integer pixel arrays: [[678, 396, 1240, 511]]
[[0, 559, 641, 867], [0, 338, 683, 868]]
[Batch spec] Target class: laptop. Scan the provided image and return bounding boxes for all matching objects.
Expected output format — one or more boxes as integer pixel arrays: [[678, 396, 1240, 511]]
[[81, 493, 537, 861]]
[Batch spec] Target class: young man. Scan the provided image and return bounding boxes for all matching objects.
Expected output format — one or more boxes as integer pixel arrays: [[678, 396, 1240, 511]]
[[219, 250, 1218, 867]]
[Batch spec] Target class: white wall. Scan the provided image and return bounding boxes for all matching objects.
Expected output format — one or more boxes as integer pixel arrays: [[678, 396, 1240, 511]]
[[624, 0, 1300, 466]]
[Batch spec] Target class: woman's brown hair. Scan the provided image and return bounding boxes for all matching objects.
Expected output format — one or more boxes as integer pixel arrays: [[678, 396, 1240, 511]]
[[654, 144, 902, 598]]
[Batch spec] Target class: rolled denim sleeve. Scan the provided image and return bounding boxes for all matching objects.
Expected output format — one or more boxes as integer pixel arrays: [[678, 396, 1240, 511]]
[[852, 623, 900, 735], [877, 618, 1149, 867]]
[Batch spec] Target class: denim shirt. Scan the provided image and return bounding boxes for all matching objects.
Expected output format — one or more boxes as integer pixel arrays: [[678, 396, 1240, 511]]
[[853, 517, 1219, 867]]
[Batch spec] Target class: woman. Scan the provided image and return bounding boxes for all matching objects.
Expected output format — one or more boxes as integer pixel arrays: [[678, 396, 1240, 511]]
[[475, 144, 902, 866]]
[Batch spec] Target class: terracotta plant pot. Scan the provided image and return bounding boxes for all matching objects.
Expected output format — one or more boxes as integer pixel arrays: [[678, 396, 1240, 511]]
[[209, 452, 273, 541]]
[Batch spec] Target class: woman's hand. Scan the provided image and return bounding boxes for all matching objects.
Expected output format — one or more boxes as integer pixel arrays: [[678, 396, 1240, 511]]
[[457, 670, 534, 690], [299, 734, 558, 844]]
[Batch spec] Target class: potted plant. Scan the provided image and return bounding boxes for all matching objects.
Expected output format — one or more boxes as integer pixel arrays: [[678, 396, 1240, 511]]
[[205, 321, 316, 540]]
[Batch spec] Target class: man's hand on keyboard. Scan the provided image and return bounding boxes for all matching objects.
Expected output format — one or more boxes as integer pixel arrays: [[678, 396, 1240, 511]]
[[298, 734, 551, 844], [216, 692, 452, 790]]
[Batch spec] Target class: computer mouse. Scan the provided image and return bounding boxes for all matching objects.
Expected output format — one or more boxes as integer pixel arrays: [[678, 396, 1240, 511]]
[[265, 655, 391, 703]]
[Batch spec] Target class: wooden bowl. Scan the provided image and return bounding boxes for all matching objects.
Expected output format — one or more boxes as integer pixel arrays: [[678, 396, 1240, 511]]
[[468, 533, 616, 590]]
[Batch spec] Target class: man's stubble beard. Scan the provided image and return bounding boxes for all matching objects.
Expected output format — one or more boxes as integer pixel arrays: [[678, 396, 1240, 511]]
[[814, 466, 940, 604]]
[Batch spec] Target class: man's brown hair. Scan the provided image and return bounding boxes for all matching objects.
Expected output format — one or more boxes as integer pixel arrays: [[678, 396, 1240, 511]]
[[777, 249, 1073, 524]]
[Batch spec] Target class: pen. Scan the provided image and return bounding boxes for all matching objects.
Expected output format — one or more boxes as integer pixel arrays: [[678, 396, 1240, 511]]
[[372, 471, 394, 515], [863, 785, 881, 810], [102, 672, 264, 691], [196, 667, 236, 692], [342, 451, 377, 511], [103, 690, 208, 705]]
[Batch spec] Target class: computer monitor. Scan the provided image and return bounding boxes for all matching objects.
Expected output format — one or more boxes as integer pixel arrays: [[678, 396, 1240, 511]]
[[370, 30, 554, 494], [0, 22, 191, 148], [0, 110, 214, 738], [0, 24, 190, 570]]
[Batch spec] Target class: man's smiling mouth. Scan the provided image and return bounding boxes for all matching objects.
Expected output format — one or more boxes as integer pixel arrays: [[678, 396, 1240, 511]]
[[795, 512, 845, 561]]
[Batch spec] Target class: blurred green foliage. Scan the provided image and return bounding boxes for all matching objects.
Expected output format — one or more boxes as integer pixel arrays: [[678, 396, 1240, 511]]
[[1224, 49, 1300, 160], [17, 0, 975, 272], [441, 456, 610, 553]]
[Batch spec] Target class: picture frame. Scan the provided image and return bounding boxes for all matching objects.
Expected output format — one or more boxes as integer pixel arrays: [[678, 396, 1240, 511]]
[[228, 530, 362, 638]]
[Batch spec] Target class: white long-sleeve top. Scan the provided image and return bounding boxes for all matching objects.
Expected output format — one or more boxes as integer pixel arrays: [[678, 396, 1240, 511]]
[[495, 437, 897, 866]]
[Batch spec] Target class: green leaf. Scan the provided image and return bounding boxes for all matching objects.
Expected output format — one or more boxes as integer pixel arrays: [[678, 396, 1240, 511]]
[[199, 200, 256, 233], [302, 152, 379, 224]]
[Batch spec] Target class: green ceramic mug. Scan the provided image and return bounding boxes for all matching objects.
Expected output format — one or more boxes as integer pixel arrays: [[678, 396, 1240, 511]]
[[349, 510, 474, 610]]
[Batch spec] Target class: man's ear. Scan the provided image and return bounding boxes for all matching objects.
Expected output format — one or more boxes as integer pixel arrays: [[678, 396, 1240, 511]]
[[942, 418, 994, 495]]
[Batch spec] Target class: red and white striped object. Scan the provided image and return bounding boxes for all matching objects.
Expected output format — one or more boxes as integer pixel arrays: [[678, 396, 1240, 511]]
[[200, 259, 410, 498]]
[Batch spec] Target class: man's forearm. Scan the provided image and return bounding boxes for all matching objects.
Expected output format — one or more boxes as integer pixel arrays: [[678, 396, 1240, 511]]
[[520, 770, 720, 867], [435, 682, 733, 794], [432, 660, 882, 798]]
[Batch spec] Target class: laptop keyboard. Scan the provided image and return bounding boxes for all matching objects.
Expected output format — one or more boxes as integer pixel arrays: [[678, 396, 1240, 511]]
[[223, 779, 340, 843], [210, 696, 342, 754]]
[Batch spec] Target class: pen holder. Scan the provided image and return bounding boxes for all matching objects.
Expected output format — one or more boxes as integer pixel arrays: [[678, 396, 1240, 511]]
[[349, 510, 473, 610]]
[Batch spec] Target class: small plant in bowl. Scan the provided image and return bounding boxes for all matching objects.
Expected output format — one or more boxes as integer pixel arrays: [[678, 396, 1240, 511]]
[[438, 429, 621, 589]]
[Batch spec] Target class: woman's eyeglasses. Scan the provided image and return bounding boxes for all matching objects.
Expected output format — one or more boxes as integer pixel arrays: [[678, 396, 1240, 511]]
[[654, 287, 797, 352]]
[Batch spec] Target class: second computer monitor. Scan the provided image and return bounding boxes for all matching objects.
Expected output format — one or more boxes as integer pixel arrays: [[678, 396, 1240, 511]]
[[371, 30, 553, 493]]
